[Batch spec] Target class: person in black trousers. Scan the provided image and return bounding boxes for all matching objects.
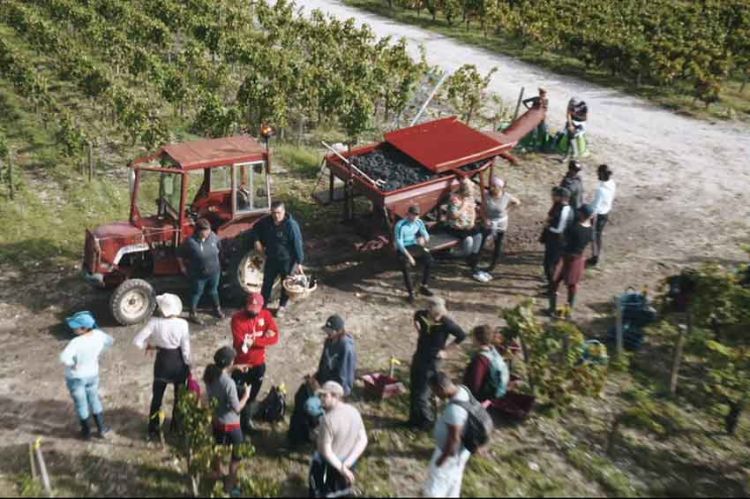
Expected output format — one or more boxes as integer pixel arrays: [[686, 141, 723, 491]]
[[540, 187, 573, 286], [408, 297, 467, 430], [247, 201, 305, 318]]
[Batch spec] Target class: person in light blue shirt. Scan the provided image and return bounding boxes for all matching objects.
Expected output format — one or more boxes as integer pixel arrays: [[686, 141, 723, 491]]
[[394, 204, 434, 303], [59, 311, 114, 439]]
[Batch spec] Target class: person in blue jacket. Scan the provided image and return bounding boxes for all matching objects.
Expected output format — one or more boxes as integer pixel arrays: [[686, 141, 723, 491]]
[[248, 201, 305, 318], [314, 315, 357, 397], [394, 204, 434, 303]]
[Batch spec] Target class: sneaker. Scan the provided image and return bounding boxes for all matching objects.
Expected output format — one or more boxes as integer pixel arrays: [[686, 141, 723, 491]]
[[481, 271, 494, 282], [189, 312, 203, 326], [418, 285, 434, 297], [276, 306, 287, 318], [472, 271, 485, 283], [213, 307, 225, 320], [98, 427, 112, 439]]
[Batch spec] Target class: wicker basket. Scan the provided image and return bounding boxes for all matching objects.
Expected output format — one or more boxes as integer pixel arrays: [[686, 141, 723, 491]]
[[282, 272, 317, 302]]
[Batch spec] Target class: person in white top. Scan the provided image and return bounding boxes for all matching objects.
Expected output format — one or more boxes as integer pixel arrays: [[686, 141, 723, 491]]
[[133, 293, 191, 439], [588, 164, 616, 267], [59, 311, 114, 439]]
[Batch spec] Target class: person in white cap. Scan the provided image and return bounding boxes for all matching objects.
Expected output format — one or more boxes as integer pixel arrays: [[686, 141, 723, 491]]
[[133, 293, 191, 440], [308, 381, 368, 498], [478, 176, 520, 280]]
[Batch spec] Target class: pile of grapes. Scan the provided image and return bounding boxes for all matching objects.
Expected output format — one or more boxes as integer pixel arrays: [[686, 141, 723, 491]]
[[351, 145, 437, 192]]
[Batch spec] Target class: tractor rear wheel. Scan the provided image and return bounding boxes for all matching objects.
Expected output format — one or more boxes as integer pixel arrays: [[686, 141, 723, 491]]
[[110, 278, 156, 325]]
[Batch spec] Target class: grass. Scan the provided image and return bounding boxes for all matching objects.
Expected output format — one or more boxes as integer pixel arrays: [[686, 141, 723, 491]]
[[343, 0, 750, 123]]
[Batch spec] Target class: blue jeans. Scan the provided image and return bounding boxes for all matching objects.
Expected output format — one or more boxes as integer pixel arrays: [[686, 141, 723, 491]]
[[190, 272, 221, 310], [66, 376, 103, 420]]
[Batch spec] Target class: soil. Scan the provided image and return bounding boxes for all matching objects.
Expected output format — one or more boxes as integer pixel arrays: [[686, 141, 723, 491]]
[[2, 2, 750, 496]]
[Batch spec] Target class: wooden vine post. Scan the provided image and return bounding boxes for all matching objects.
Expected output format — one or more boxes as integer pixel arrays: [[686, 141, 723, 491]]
[[669, 309, 691, 395], [614, 294, 624, 359], [7, 149, 14, 200]]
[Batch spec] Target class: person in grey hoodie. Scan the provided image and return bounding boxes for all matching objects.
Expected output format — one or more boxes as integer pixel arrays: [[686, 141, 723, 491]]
[[314, 315, 357, 397], [560, 160, 584, 209]]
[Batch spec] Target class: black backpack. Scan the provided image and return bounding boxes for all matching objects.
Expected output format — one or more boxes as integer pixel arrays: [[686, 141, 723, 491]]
[[257, 385, 287, 423], [449, 387, 494, 453]]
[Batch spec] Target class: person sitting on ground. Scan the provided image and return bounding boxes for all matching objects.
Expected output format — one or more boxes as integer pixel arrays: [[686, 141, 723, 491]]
[[308, 381, 368, 498], [422, 372, 473, 498], [314, 314, 357, 397], [408, 297, 467, 431], [394, 204, 434, 303], [588, 164, 616, 267], [540, 186, 573, 286], [444, 178, 483, 281], [59, 311, 114, 439], [230, 292, 279, 433], [479, 176, 521, 280], [463, 325, 510, 403], [178, 217, 224, 324], [288, 374, 323, 447], [549, 204, 594, 317], [133, 293, 191, 440], [204, 346, 251, 497]]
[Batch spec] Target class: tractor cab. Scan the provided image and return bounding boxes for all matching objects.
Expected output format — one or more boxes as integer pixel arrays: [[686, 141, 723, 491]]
[[83, 135, 273, 324]]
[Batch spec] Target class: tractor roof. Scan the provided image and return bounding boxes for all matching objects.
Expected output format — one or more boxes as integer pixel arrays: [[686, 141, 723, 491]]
[[133, 135, 266, 171]]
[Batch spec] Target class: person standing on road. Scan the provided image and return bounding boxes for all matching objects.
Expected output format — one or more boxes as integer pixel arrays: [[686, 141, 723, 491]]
[[588, 164, 616, 267], [541, 186, 573, 286], [204, 346, 251, 497], [133, 293, 191, 440], [479, 176, 521, 279], [395, 204, 434, 303], [315, 314, 357, 397], [308, 381, 368, 498], [408, 297, 467, 431], [549, 204, 594, 317], [560, 160, 584, 209], [59, 311, 114, 439], [248, 201, 305, 318], [179, 217, 224, 324], [230, 292, 279, 433], [422, 372, 472, 498]]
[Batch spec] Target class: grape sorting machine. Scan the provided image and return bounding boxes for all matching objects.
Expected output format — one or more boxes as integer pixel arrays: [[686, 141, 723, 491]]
[[317, 107, 545, 251]]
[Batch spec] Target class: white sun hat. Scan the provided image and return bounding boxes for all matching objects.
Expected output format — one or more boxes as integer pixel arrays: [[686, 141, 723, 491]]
[[156, 293, 183, 318]]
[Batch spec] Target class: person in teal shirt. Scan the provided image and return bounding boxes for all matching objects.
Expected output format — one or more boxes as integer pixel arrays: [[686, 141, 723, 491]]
[[393, 204, 434, 303]]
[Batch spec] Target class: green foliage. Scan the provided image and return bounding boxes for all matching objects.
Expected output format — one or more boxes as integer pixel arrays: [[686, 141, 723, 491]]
[[444, 64, 497, 124], [619, 388, 691, 438], [174, 388, 255, 496], [501, 299, 607, 408]]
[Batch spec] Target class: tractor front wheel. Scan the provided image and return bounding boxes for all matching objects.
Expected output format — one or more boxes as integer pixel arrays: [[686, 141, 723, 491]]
[[110, 278, 156, 325]]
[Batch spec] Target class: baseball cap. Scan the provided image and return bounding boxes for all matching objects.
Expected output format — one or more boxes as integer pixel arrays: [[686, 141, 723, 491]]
[[213, 346, 236, 368], [322, 314, 345, 333], [407, 204, 420, 216], [579, 204, 595, 218], [66, 311, 97, 330], [316, 380, 345, 398], [246, 292, 264, 313]]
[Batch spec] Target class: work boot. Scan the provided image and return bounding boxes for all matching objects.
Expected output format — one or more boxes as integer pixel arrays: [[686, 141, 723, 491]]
[[213, 307, 225, 320], [189, 308, 203, 325], [93, 413, 111, 439], [418, 285, 434, 297], [79, 418, 92, 440], [547, 292, 558, 317], [406, 293, 415, 304]]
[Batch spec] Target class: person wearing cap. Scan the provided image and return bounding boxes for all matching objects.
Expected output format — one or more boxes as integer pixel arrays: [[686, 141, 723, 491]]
[[540, 186, 573, 286], [394, 204, 434, 303], [422, 371, 473, 498], [246, 201, 305, 318], [314, 315, 357, 397], [230, 291, 279, 432], [479, 176, 521, 280], [133, 293, 191, 440], [204, 346, 251, 496], [59, 311, 114, 439], [408, 297, 467, 430], [549, 204, 594, 317], [308, 381, 368, 497], [560, 160, 585, 209], [588, 164, 616, 267], [178, 217, 224, 324]]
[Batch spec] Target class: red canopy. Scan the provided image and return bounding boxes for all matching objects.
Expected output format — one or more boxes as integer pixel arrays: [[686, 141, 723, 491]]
[[134, 135, 266, 171]]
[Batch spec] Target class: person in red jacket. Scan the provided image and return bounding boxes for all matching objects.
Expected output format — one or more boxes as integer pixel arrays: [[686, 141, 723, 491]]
[[230, 292, 279, 432]]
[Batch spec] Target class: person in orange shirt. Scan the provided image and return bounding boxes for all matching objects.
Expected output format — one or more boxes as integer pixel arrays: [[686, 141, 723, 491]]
[[230, 292, 279, 432]]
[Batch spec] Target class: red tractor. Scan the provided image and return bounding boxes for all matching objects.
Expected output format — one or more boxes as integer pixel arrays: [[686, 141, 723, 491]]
[[82, 135, 272, 325]]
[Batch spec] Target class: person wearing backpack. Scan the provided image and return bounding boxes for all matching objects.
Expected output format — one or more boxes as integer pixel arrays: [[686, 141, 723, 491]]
[[423, 372, 492, 498], [464, 325, 510, 402]]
